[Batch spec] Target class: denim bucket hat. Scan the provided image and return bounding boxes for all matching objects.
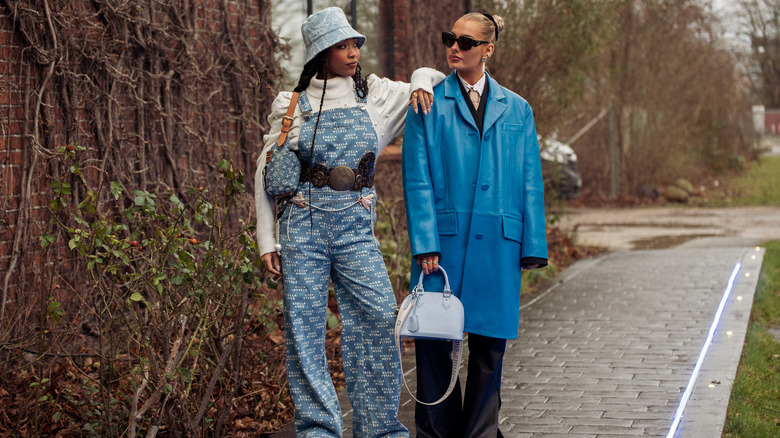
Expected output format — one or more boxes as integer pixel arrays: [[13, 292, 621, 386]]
[[302, 7, 366, 66]]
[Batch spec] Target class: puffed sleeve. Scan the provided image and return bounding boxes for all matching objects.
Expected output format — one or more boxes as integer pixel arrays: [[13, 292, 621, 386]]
[[365, 68, 445, 153], [254, 92, 298, 256]]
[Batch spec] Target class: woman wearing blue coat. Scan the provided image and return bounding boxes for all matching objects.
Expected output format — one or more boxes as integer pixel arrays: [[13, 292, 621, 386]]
[[402, 11, 548, 438]]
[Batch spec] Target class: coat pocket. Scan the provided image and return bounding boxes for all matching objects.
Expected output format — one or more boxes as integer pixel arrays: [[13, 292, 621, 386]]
[[437, 212, 458, 236], [502, 215, 524, 243], [502, 122, 524, 132]]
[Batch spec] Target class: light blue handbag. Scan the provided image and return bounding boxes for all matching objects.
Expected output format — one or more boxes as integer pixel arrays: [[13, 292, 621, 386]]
[[394, 266, 464, 405]]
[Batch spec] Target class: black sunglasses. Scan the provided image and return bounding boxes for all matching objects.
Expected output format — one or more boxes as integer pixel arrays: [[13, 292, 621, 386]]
[[441, 32, 488, 51]]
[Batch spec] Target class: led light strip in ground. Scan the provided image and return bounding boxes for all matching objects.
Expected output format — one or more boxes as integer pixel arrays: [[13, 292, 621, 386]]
[[666, 262, 742, 438]]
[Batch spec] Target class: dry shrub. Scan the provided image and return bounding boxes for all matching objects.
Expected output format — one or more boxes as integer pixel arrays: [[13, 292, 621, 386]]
[[0, 1, 290, 436]]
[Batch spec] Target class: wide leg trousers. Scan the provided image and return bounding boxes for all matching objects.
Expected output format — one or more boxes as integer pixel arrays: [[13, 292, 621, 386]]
[[414, 333, 507, 438], [280, 189, 408, 438]]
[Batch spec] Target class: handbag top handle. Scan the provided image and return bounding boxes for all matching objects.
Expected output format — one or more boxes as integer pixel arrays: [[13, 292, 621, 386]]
[[415, 266, 451, 294]]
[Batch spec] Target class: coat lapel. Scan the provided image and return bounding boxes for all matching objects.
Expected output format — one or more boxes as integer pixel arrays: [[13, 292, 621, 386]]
[[444, 73, 508, 136], [444, 73, 479, 133], [482, 74, 507, 135]]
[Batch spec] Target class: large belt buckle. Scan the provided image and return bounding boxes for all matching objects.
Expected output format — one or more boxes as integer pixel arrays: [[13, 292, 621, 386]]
[[328, 166, 355, 191]]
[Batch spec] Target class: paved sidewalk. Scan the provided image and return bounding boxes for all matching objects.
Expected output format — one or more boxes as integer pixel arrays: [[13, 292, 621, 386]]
[[274, 242, 766, 437]]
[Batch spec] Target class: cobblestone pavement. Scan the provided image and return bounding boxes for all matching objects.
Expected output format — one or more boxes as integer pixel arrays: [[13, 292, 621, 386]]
[[273, 239, 766, 437]]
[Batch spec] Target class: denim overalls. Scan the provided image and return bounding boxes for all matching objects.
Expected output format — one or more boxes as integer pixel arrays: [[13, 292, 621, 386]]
[[278, 91, 407, 438]]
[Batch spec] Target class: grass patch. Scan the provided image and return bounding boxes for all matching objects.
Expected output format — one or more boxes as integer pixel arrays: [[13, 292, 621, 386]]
[[703, 155, 780, 206], [723, 240, 780, 437]]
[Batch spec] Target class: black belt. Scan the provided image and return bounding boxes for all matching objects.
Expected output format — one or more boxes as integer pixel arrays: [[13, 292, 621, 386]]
[[299, 152, 375, 191]]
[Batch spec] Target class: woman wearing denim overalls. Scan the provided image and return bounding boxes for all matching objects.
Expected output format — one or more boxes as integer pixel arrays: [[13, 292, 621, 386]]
[[254, 8, 444, 437]]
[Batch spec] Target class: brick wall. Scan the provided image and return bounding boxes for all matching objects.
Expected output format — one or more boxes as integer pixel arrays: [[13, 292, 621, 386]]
[[0, 6, 33, 296], [0, 1, 278, 319], [379, 0, 466, 81]]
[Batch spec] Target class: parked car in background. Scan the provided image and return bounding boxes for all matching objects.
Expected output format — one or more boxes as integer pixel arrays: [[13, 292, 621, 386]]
[[539, 137, 582, 199]]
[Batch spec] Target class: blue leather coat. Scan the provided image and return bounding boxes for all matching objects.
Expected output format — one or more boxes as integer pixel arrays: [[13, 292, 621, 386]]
[[402, 72, 548, 339]]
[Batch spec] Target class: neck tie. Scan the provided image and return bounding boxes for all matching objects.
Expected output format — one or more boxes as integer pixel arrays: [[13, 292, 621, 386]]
[[468, 88, 480, 108]]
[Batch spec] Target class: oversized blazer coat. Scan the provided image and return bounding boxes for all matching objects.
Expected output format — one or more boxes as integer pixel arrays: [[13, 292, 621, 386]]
[[402, 72, 548, 339]]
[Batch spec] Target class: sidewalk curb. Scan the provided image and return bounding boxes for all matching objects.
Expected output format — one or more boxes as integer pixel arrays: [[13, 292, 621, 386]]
[[676, 246, 766, 437]]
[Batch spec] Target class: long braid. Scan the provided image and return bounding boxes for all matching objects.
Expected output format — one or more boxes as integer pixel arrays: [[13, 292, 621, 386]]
[[294, 52, 325, 93], [309, 57, 328, 169], [306, 56, 328, 229], [352, 64, 369, 99]]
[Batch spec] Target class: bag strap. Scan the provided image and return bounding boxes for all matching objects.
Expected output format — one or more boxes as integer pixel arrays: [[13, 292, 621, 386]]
[[277, 91, 300, 147], [394, 295, 463, 406], [266, 91, 300, 164]]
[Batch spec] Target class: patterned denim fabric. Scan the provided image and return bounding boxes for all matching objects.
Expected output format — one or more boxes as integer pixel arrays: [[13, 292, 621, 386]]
[[279, 93, 408, 438]]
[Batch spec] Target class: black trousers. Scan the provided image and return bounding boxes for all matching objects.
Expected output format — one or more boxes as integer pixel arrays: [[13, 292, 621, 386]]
[[414, 333, 507, 438]]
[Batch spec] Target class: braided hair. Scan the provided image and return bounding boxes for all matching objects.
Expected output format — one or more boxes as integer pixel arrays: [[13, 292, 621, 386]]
[[353, 64, 368, 99]]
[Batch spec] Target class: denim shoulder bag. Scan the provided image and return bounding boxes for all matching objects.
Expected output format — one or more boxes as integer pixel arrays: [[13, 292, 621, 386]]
[[394, 266, 465, 405], [264, 92, 301, 198]]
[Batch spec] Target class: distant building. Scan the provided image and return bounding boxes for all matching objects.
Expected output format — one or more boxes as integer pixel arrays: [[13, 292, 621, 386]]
[[764, 107, 780, 136]]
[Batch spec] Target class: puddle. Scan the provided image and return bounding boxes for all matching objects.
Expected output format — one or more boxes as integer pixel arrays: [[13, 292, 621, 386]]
[[630, 234, 719, 250], [579, 223, 712, 230]]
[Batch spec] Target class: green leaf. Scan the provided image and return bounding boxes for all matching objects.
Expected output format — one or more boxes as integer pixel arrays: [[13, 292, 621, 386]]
[[326, 309, 340, 330], [48, 300, 64, 324], [217, 159, 231, 171], [78, 196, 96, 214], [178, 368, 193, 384], [51, 181, 72, 195], [110, 181, 124, 200], [68, 236, 80, 250], [132, 190, 156, 209], [129, 292, 143, 302], [40, 234, 55, 248], [170, 194, 184, 211], [52, 411, 61, 423]]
